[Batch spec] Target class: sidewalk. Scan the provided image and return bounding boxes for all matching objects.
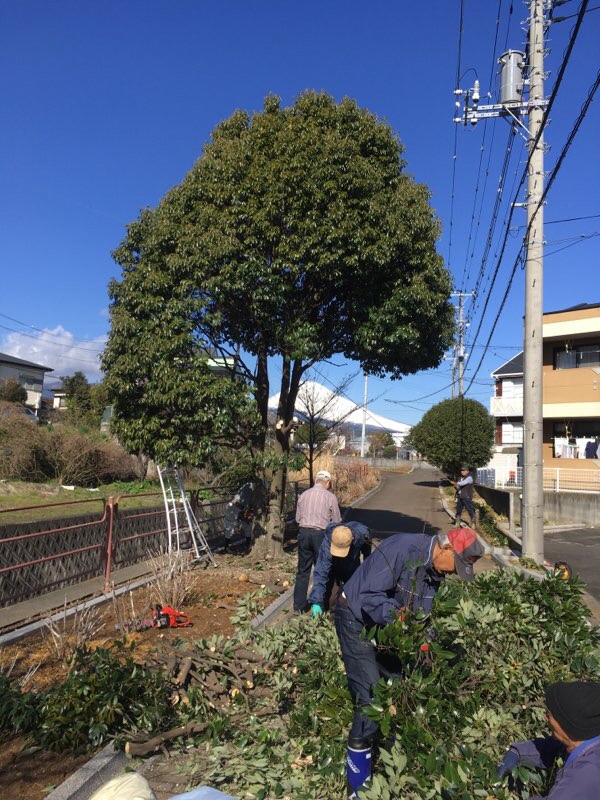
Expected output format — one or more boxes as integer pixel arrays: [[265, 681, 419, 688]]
[[0, 561, 156, 645]]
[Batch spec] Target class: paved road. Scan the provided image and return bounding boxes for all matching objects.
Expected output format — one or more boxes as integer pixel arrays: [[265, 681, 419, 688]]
[[345, 464, 450, 539], [344, 469, 600, 601], [544, 527, 600, 599]]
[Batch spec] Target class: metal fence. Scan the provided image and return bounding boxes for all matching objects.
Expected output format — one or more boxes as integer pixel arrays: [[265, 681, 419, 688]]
[[0, 492, 228, 607], [477, 467, 600, 493]]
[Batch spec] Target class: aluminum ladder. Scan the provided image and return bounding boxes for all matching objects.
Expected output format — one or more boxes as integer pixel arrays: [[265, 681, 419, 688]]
[[157, 465, 215, 566]]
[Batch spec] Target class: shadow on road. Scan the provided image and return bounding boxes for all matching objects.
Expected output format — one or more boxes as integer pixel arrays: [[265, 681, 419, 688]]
[[346, 506, 441, 537]]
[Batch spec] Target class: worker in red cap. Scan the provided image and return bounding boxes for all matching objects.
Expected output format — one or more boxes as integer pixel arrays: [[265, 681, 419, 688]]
[[497, 681, 600, 798], [336, 528, 484, 742]]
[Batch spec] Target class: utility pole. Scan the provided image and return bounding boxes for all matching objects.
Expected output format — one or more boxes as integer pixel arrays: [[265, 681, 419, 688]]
[[454, 0, 549, 562], [521, 0, 546, 563], [452, 291, 474, 397], [360, 374, 368, 457]]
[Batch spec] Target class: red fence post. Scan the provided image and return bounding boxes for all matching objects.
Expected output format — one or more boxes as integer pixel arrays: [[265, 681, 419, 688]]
[[103, 497, 116, 595]]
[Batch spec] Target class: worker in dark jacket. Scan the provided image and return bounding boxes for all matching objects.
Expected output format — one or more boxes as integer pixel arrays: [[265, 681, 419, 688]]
[[336, 528, 484, 741], [308, 521, 371, 617], [497, 681, 600, 799], [452, 466, 476, 526]]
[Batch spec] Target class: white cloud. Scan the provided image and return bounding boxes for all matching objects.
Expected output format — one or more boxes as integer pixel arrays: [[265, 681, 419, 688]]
[[1, 326, 106, 383]]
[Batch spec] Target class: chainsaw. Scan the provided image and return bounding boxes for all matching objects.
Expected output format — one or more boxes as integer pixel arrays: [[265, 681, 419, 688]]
[[135, 604, 192, 631]]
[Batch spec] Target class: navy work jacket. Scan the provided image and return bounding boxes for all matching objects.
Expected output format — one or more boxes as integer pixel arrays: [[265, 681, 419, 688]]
[[308, 520, 371, 607], [510, 735, 600, 799], [342, 533, 443, 627]]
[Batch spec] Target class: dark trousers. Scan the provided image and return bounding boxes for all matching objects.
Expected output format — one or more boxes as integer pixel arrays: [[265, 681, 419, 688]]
[[456, 495, 476, 524], [334, 603, 382, 741], [293, 527, 325, 612]]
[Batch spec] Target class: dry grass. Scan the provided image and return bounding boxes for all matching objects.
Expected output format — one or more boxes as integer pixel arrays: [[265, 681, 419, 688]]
[[41, 600, 104, 663], [143, 548, 198, 610], [288, 454, 380, 506]]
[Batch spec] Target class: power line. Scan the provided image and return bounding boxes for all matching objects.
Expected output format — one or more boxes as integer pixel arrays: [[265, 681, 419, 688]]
[[545, 212, 600, 224], [0, 313, 105, 353], [552, 3, 600, 22], [463, 0, 591, 371], [464, 64, 600, 393], [0, 324, 103, 364]]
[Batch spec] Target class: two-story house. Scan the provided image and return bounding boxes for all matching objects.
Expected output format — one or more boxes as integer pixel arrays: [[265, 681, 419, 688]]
[[0, 352, 53, 413], [542, 302, 600, 466], [491, 351, 524, 452], [489, 302, 600, 475]]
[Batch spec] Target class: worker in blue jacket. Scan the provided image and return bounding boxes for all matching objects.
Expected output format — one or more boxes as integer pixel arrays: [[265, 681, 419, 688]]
[[308, 521, 371, 617], [336, 528, 484, 741], [496, 681, 600, 799]]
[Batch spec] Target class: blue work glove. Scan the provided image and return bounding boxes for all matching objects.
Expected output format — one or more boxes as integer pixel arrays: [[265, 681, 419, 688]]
[[311, 604, 323, 618], [496, 748, 520, 778]]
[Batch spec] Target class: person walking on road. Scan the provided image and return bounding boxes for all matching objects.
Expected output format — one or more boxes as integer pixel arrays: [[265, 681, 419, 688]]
[[335, 528, 484, 742], [496, 681, 600, 799], [452, 466, 476, 527], [308, 521, 371, 617], [293, 469, 341, 613]]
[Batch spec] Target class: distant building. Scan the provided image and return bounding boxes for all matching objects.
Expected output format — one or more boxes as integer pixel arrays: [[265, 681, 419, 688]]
[[489, 302, 600, 477], [491, 352, 524, 452], [49, 384, 68, 410], [543, 302, 600, 464], [0, 352, 53, 413], [268, 380, 411, 450]]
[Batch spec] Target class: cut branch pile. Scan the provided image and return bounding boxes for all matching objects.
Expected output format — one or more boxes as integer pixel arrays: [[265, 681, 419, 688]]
[[125, 640, 290, 756]]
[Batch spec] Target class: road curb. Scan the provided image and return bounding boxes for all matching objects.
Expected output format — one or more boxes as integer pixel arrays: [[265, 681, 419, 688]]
[[45, 743, 126, 800], [251, 585, 294, 629], [343, 477, 384, 513]]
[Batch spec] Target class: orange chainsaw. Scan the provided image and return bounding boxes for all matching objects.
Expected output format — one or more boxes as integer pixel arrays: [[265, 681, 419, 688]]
[[136, 604, 192, 630]]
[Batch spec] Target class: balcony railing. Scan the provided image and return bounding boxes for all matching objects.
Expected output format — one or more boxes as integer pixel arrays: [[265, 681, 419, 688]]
[[490, 396, 523, 417], [477, 467, 600, 493]]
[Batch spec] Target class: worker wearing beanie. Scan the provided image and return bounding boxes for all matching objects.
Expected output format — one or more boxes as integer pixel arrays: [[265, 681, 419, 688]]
[[497, 681, 600, 798]]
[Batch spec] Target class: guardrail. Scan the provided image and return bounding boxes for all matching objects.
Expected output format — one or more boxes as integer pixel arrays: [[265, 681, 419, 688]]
[[477, 467, 600, 493], [0, 492, 228, 607]]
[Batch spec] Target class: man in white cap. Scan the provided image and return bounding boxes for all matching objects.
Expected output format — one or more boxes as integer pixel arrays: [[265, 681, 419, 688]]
[[293, 469, 341, 613]]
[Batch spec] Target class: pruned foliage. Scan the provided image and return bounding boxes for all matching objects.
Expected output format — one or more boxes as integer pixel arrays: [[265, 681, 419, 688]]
[[2, 571, 596, 799]]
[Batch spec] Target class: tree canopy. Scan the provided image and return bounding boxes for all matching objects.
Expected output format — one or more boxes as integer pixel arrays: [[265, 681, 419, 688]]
[[0, 378, 27, 404], [405, 397, 495, 478], [369, 430, 396, 457], [102, 91, 455, 546]]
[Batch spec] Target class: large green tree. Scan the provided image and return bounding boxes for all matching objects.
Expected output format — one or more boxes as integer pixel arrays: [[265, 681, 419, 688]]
[[102, 92, 454, 552], [405, 397, 495, 478]]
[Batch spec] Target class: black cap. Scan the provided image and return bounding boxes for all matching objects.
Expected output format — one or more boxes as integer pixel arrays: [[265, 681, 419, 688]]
[[546, 681, 600, 741]]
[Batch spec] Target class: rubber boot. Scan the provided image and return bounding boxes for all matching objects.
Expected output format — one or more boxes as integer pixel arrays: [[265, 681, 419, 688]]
[[347, 737, 371, 798]]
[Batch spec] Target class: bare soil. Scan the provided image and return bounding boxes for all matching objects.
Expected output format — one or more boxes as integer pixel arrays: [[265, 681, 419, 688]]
[[0, 550, 297, 800]]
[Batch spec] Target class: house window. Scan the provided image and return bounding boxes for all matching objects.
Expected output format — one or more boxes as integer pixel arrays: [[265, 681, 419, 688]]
[[553, 421, 600, 458], [501, 421, 523, 444], [554, 344, 600, 370], [18, 373, 42, 392], [501, 378, 523, 398]]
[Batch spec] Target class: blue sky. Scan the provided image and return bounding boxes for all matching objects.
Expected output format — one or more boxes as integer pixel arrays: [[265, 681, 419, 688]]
[[1, 1, 598, 425]]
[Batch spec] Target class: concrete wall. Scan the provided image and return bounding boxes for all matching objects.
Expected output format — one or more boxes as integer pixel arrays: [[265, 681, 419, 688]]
[[476, 483, 600, 527]]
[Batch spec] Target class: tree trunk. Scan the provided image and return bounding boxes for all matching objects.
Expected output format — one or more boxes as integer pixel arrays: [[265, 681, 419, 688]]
[[264, 464, 286, 557]]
